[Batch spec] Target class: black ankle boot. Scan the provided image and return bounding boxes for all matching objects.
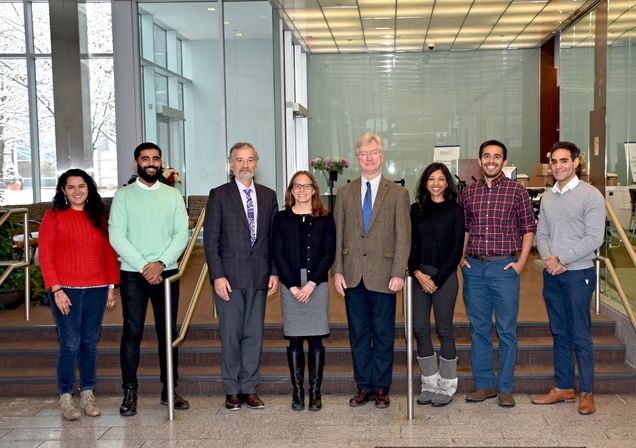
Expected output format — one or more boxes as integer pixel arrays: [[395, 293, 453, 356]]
[[308, 348, 325, 411], [119, 387, 137, 416], [287, 347, 305, 411]]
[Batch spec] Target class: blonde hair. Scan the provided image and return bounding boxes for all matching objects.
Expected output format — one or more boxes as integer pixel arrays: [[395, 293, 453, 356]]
[[355, 132, 384, 153]]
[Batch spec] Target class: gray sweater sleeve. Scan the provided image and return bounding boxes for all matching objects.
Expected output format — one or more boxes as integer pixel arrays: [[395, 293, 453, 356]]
[[558, 188, 605, 266]]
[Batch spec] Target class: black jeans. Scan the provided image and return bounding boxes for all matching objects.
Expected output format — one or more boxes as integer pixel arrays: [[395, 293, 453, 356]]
[[120, 270, 179, 390], [412, 271, 458, 360]]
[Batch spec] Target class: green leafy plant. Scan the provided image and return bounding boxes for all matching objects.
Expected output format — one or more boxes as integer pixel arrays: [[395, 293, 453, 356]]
[[0, 219, 46, 306]]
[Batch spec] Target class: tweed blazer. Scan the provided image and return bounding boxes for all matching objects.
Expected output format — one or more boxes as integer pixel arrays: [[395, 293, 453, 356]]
[[203, 181, 278, 290], [332, 176, 411, 294]]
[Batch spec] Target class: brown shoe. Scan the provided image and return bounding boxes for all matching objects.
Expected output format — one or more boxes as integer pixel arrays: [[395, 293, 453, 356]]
[[497, 393, 516, 407], [578, 392, 596, 415], [225, 394, 241, 411], [532, 387, 576, 405], [349, 389, 374, 407], [465, 388, 497, 402], [374, 390, 390, 409], [241, 393, 265, 409]]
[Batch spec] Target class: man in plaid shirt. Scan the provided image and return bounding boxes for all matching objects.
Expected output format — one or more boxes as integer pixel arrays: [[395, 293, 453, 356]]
[[460, 139, 536, 408]]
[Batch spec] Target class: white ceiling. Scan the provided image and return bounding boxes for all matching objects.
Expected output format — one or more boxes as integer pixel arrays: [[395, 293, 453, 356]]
[[270, 0, 636, 53]]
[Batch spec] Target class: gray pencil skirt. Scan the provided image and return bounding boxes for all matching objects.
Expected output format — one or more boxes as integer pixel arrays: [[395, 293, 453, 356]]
[[281, 269, 330, 337]]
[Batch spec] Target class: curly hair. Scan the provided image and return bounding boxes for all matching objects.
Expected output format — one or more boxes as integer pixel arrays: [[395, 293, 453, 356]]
[[413, 162, 458, 216], [52, 168, 108, 237], [284, 170, 329, 217]]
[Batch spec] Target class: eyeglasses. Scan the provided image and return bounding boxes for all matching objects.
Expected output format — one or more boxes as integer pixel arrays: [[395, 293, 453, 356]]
[[357, 150, 382, 159], [293, 183, 313, 191]]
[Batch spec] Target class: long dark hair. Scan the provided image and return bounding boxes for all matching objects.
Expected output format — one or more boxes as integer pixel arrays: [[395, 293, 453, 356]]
[[52, 168, 108, 236], [284, 170, 329, 217], [413, 162, 458, 216]]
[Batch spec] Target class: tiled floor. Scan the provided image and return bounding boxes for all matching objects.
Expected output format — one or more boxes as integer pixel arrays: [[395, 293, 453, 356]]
[[0, 393, 635, 447]]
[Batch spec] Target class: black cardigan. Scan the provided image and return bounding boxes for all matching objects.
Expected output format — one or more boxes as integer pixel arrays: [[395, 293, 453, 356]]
[[272, 208, 336, 288], [408, 200, 465, 287]]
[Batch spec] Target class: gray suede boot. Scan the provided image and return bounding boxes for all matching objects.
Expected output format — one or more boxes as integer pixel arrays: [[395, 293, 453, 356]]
[[416, 354, 439, 405], [432, 356, 458, 407]]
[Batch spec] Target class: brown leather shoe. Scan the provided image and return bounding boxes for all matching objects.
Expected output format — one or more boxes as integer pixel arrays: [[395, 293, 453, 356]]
[[225, 394, 241, 411], [532, 387, 576, 405], [465, 388, 497, 402], [497, 393, 516, 407], [578, 392, 596, 415], [349, 389, 374, 407], [374, 390, 390, 409], [242, 393, 265, 409]]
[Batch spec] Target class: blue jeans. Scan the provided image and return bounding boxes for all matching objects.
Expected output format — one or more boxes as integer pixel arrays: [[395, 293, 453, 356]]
[[120, 270, 179, 390], [50, 287, 108, 395], [543, 268, 596, 392], [344, 279, 396, 394], [462, 257, 520, 393]]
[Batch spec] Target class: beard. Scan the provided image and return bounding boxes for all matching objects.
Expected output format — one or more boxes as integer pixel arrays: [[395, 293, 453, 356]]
[[137, 164, 161, 183]]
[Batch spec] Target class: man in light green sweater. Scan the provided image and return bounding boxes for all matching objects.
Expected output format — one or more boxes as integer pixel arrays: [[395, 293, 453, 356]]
[[109, 142, 189, 416], [532, 141, 605, 415]]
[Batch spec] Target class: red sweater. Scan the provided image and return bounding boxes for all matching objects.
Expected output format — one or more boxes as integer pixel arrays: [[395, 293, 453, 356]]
[[39, 208, 119, 289]]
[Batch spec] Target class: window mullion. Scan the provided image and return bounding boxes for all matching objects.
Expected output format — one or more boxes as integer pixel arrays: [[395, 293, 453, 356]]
[[24, 0, 41, 202]]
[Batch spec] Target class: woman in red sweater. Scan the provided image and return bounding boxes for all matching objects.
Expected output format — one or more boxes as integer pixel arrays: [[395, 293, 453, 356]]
[[39, 168, 119, 421]]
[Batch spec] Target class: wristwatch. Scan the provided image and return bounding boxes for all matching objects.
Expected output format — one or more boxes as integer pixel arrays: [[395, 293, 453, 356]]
[[158, 260, 166, 268]]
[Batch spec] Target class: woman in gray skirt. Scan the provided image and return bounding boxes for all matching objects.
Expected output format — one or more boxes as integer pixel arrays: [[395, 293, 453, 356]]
[[272, 170, 336, 411]]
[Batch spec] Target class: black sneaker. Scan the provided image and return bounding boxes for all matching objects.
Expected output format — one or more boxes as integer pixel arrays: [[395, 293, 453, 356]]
[[161, 387, 190, 410], [119, 388, 137, 416]]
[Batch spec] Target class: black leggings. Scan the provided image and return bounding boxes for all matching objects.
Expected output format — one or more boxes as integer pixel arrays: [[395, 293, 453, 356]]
[[412, 271, 458, 359], [288, 336, 324, 353]]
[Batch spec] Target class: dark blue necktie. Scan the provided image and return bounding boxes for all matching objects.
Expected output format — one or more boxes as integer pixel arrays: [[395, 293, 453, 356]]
[[363, 181, 372, 235]]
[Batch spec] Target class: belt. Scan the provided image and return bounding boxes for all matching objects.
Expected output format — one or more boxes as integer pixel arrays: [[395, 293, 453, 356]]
[[469, 253, 516, 262]]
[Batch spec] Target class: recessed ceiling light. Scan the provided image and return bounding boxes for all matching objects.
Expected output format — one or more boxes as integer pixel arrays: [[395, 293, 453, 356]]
[[224, 20, 230, 25], [207, 7, 215, 12], [235, 32, 243, 37]]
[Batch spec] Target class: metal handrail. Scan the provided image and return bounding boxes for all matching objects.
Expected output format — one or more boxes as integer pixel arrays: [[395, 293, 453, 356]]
[[0, 208, 31, 320], [403, 275, 414, 420], [595, 254, 636, 333], [164, 208, 206, 421], [605, 201, 636, 267]]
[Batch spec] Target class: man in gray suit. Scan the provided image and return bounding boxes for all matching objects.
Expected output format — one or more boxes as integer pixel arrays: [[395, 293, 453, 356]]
[[332, 132, 411, 408], [204, 142, 279, 410]]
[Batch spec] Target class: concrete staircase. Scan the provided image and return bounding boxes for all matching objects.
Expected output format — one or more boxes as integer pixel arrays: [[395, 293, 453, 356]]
[[0, 320, 634, 396]]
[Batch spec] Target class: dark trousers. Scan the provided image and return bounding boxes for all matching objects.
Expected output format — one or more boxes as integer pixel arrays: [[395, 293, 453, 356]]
[[462, 257, 520, 393], [51, 287, 108, 394], [412, 271, 458, 359], [344, 279, 396, 394], [215, 287, 266, 394], [543, 268, 596, 393], [120, 270, 179, 390]]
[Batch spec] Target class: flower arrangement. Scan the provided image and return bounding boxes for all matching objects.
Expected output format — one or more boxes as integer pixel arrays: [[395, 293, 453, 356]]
[[160, 167, 182, 187], [310, 156, 349, 175]]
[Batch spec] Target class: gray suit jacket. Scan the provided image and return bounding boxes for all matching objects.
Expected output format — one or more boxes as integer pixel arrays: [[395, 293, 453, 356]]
[[203, 181, 278, 290], [332, 176, 411, 294]]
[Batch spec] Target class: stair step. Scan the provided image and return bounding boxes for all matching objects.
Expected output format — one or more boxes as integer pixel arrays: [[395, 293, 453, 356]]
[[0, 320, 617, 343], [0, 335, 626, 369], [0, 363, 633, 396]]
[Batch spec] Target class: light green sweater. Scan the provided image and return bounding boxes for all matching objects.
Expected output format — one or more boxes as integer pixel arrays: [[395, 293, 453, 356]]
[[109, 181, 189, 273]]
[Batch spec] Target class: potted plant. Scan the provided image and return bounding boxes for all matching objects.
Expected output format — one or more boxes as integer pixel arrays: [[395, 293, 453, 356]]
[[3, 163, 22, 191], [0, 219, 46, 309], [310, 156, 349, 211]]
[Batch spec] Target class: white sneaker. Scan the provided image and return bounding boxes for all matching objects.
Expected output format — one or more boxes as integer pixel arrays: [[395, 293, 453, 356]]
[[79, 390, 101, 417], [59, 393, 81, 421]]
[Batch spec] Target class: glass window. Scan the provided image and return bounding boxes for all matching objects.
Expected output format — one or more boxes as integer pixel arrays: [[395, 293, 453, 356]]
[[153, 24, 167, 67], [35, 58, 56, 200], [177, 81, 183, 111], [155, 73, 168, 106], [31, 2, 51, 54], [0, 58, 31, 204], [176, 37, 183, 75], [0, 2, 26, 54]]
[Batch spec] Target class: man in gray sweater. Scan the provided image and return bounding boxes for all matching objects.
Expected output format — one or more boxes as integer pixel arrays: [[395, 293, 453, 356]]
[[531, 141, 605, 415]]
